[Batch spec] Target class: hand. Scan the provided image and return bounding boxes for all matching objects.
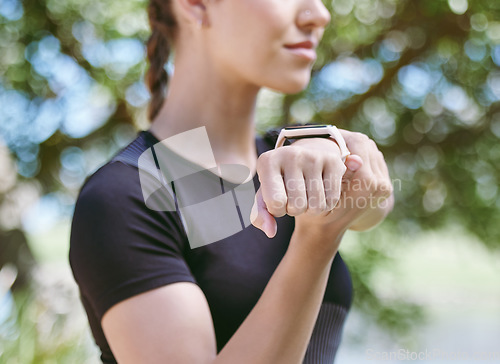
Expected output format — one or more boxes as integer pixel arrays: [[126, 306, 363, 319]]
[[323, 130, 394, 232], [250, 131, 394, 238], [250, 137, 352, 238]]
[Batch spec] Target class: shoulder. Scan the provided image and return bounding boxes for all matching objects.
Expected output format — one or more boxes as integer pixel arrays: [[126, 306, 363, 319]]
[[77, 161, 141, 205], [71, 160, 157, 246], [69, 160, 168, 265], [74, 130, 159, 212], [69, 130, 188, 273]]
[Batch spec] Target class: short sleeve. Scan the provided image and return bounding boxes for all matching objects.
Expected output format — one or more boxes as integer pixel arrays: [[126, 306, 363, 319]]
[[69, 161, 197, 322]]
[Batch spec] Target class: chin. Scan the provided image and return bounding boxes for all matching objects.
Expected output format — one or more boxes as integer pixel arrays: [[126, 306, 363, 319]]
[[266, 73, 311, 94], [279, 79, 310, 94]]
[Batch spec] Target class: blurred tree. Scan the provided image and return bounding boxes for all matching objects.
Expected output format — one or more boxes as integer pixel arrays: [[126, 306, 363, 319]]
[[0, 228, 35, 291], [1, 0, 499, 347]]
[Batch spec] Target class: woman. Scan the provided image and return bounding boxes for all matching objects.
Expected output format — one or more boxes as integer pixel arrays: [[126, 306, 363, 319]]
[[69, 0, 394, 363]]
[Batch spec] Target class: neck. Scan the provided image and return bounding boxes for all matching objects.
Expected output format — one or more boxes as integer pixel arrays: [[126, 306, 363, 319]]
[[149, 54, 261, 173]]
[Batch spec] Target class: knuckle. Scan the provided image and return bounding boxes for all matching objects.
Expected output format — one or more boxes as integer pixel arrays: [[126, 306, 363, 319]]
[[354, 132, 369, 142], [267, 196, 287, 216], [256, 159, 267, 176], [287, 200, 307, 216], [309, 159, 323, 172], [326, 153, 345, 169], [257, 150, 272, 168], [290, 148, 320, 167], [294, 149, 311, 164], [286, 149, 303, 166]]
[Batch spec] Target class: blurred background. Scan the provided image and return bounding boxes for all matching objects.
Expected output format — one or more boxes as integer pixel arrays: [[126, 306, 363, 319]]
[[1, 0, 499, 362]]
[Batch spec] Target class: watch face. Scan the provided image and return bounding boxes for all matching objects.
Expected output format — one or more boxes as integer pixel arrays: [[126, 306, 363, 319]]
[[284, 125, 329, 130]]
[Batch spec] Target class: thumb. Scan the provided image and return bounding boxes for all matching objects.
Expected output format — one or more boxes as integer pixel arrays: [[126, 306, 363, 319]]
[[250, 188, 277, 238], [343, 154, 363, 181]]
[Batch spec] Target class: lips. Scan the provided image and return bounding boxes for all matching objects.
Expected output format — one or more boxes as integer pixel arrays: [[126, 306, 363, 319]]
[[284, 40, 316, 49], [284, 40, 317, 61]]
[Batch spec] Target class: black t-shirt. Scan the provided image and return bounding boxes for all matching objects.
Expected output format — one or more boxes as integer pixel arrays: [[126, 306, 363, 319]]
[[69, 130, 353, 363]]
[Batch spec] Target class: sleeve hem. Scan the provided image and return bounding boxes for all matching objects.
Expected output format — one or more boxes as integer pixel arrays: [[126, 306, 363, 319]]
[[95, 274, 198, 322]]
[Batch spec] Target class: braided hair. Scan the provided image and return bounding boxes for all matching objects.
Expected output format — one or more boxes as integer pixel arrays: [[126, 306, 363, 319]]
[[146, 0, 178, 121]]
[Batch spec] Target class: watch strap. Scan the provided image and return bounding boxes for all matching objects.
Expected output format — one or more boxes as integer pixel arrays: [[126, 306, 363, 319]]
[[274, 125, 350, 162]]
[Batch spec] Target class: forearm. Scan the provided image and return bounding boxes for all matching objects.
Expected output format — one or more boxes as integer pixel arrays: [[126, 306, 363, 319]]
[[213, 229, 342, 364]]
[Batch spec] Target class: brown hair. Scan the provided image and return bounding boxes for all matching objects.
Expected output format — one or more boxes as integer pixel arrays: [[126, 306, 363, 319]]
[[146, 0, 178, 121]]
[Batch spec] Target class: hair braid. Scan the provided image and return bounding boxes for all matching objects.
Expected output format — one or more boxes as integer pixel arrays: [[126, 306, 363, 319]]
[[146, 0, 177, 121]]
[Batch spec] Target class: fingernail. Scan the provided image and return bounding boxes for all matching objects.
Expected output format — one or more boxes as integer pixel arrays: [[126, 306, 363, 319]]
[[346, 158, 361, 171], [265, 221, 277, 238]]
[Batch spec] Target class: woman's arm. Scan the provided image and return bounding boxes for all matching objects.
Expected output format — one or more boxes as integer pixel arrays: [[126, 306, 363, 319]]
[[215, 226, 343, 364], [101, 225, 343, 364]]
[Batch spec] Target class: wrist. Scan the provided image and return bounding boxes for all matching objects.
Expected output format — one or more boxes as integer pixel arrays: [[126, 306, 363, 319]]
[[289, 222, 346, 264]]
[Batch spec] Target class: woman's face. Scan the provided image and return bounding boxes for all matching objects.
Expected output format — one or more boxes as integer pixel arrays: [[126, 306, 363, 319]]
[[205, 0, 331, 93]]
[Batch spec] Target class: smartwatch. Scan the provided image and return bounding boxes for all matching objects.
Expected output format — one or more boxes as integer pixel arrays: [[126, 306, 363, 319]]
[[274, 124, 350, 162]]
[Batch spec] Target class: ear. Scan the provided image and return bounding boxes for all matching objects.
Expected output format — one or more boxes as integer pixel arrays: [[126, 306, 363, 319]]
[[174, 0, 208, 27]]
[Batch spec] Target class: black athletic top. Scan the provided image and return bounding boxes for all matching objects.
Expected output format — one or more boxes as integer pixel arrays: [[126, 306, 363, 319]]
[[69, 130, 353, 363]]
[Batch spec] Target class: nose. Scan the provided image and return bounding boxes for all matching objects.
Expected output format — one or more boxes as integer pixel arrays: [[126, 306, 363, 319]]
[[297, 0, 331, 31]]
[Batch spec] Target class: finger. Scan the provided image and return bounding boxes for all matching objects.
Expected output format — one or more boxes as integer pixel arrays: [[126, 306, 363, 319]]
[[339, 130, 373, 171], [303, 167, 328, 215], [323, 162, 344, 211], [257, 153, 288, 217], [250, 188, 277, 238], [375, 150, 390, 179], [343, 154, 363, 181], [283, 169, 307, 216], [364, 144, 393, 199], [367, 140, 384, 177], [376, 152, 393, 199], [299, 153, 330, 215]]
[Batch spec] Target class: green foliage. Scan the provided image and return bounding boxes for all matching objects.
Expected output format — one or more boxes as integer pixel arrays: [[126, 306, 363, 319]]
[[0, 287, 95, 363], [340, 226, 426, 342], [310, 0, 500, 248]]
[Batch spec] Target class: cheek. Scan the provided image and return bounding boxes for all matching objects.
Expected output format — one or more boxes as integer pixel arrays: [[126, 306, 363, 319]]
[[211, 1, 289, 65], [247, 2, 290, 61]]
